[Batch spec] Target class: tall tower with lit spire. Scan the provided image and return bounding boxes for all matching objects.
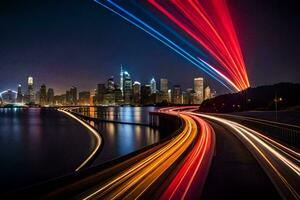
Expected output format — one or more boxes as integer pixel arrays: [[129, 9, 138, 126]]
[[27, 76, 35, 104], [120, 65, 124, 96]]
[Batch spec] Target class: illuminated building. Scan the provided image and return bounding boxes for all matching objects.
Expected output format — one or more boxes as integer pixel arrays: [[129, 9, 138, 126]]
[[17, 84, 23, 103], [107, 76, 115, 92], [133, 81, 141, 105], [79, 91, 90, 105], [160, 78, 168, 93], [120, 65, 132, 99], [160, 78, 169, 102], [150, 78, 157, 94], [168, 89, 172, 102], [204, 86, 211, 100], [70, 86, 77, 105], [184, 88, 194, 104], [172, 85, 182, 104], [66, 86, 77, 105], [104, 76, 116, 105], [54, 94, 65, 106], [114, 89, 123, 105], [120, 65, 124, 96], [26, 76, 35, 104], [123, 77, 132, 104], [194, 77, 204, 104], [118, 68, 132, 104], [39, 84, 47, 106], [47, 88, 54, 105], [104, 93, 115, 105]]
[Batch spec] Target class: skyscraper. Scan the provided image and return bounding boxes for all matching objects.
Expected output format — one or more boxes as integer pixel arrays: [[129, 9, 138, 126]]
[[39, 84, 47, 106], [120, 65, 132, 98], [160, 78, 168, 93], [123, 76, 132, 104], [204, 86, 211, 100], [26, 76, 35, 104], [120, 65, 124, 96], [47, 88, 54, 105], [172, 85, 182, 104], [133, 81, 141, 105], [107, 76, 115, 92], [16, 84, 23, 103], [79, 91, 90, 105], [150, 78, 157, 94], [160, 78, 169, 102], [35, 91, 40, 104], [194, 77, 204, 104], [141, 84, 152, 105], [69, 86, 77, 105], [96, 83, 106, 104], [185, 88, 194, 104]]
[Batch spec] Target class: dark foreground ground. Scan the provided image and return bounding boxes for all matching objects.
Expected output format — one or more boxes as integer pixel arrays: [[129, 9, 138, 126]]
[[201, 120, 280, 200]]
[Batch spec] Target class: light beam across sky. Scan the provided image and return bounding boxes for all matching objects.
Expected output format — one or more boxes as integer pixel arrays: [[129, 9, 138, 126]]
[[94, 0, 250, 92]]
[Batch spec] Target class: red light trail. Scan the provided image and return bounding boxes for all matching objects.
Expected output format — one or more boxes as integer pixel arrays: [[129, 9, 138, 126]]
[[148, 0, 250, 91], [161, 113, 215, 200]]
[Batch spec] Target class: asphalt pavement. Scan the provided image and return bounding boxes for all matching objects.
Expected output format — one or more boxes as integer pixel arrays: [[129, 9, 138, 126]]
[[201, 120, 280, 200]]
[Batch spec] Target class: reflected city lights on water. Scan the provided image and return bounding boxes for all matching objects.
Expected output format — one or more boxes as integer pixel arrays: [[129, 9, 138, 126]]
[[0, 108, 96, 192], [83, 107, 161, 166], [91, 122, 160, 164], [76, 107, 155, 124]]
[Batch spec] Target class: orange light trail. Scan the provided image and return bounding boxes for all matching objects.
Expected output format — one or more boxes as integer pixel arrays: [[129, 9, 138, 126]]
[[161, 113, 215, 199], [81, 107, 214, 199]]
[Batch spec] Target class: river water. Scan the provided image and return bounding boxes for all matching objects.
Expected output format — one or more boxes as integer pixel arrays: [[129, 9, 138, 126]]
[[0, 107, 160, 193]]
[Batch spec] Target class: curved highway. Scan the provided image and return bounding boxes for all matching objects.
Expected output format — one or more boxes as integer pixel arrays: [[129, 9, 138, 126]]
[[80, 108, 215, 199], [192, 112, 300, 199]]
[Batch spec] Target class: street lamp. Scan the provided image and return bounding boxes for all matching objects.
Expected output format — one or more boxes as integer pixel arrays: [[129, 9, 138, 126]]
[[274, 95, 283, 121]]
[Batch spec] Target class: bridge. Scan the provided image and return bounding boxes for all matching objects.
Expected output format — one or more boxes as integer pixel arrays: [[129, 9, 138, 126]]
[[0, 89, 25, 107]]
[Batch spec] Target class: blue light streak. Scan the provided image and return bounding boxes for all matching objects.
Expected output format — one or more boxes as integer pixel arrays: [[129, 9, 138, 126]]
[[94, 0, 235, 91]]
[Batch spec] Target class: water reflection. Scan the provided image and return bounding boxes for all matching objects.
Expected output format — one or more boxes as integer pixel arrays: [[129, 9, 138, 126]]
[[0, 108, 92, 193], [83, 107, 161, 166], [75, 106, 157, 124], [91, 122, 160, 166], [0, 107, 163, 192]]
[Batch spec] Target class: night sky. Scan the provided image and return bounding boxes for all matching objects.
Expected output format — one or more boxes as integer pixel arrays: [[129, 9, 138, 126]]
[[0, 0, 299, 95]]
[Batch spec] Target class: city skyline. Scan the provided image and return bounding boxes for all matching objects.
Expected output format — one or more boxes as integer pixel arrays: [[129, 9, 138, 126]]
[[0, 65, 214, 106], [1, 0, 299, 94]]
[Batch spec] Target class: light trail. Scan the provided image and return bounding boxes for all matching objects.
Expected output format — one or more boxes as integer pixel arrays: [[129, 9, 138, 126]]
[[192, 112, 300, 199], [148, 0, 250, 90], [161, 113, 215, 199], [212, 114, 300, 158], [81, 107, 214, 199], [58, 109, 102, 171], [82, 112, 196, 199], [94, 0, 237, 91], [214, 113, 300, 129]]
